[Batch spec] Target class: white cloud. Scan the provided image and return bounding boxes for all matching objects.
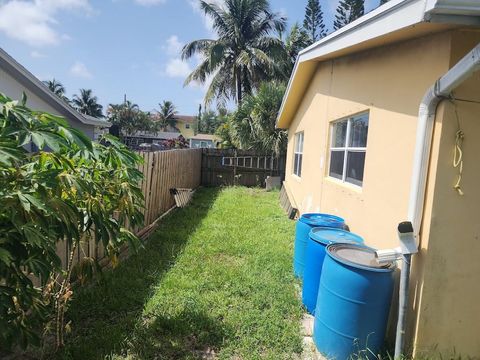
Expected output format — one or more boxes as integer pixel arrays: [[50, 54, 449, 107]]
[[30, 50, 46, 58], [165, 58, 192, 78], [134, 0, 166, 5], [164, 35, 184, 57], [0, 0, 92, 47], [70, 61, 93, 79]]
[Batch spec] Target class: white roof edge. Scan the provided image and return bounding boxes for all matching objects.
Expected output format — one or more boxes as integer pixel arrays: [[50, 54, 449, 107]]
[[298, 0, 426, 63], [277, 0, 480, 127], [0, 47, 109, 127]]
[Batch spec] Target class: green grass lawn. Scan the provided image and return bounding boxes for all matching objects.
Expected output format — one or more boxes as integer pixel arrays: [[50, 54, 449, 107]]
[[54, 187, 303, 360]]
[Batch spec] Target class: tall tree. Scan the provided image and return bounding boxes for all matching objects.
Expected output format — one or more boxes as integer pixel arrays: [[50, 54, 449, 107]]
[[197, 109, 227, 134], [43, 78, 69, 103], [303, 0, 327, 43], [282, 23, 311, 75], [107, 100, 153, 135], [182, 0, 287, 105], [157, 101, 178, 131], [229, 81, 287, 156], [333, 0, 365, 31], [72, 89, 103, 118]]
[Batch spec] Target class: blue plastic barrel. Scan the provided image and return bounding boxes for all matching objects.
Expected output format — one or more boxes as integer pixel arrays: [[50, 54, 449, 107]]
[[314, 244, 395, 360], [302, 228, 364, 314], [293, 213, 345, 279]]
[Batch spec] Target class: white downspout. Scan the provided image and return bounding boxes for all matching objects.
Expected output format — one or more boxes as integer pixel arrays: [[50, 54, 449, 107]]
[[408, 43, 480, 237], [393, 43, 480, 359]]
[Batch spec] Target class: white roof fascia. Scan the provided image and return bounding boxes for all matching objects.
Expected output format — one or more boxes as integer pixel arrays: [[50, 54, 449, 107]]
[[276, 58, 301, 129], [277, 0, 480, 127], [0, 48, 109, 127], [299, 0, 426, 63]]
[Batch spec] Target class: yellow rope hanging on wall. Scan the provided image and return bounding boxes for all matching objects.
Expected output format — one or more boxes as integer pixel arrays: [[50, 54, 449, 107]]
[[452, 100, 464, 196], [453, 129, 464, 195]]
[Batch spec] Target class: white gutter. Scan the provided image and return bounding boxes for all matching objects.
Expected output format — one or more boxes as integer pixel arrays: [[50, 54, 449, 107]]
[[408, 42, 480, 240]]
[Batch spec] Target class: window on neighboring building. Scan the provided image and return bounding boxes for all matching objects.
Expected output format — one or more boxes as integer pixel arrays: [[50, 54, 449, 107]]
[[329, 112, 369, 187], [185, 124, 190, 129], [293, 132, 304, 177]]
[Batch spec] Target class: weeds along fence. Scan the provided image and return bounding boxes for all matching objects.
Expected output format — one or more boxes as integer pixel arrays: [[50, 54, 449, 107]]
[[56, 148, 202, 270]]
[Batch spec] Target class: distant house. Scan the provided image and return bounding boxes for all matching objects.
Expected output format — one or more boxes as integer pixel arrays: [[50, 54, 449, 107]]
[[189, 134, 220, 149], [277, 0, 480, 357], [0, 47, 109, 139], [175, 115, 196, 139]]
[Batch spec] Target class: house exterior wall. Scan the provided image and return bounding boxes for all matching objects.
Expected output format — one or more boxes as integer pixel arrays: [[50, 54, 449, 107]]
[[410, 30, 480, 357], [176, 121, 195, 139], [284, 29, 480, 357], [0, 68, 94, 138], [285, 31, 452, 249]]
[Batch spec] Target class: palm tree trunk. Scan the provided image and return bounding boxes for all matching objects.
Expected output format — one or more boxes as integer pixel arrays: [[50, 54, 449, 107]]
[[235, 67, 242, 105]]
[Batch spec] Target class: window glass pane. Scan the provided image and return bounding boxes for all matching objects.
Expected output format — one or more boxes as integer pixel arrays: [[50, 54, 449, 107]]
[[298, 154, 302, 177], [294, 154, 299, 175], [349, 114, 369, 148], [346, 151, 366, 185], [329, 151, 344, 179], [332, 121, 347, 148], [295, 132, 304, 153]]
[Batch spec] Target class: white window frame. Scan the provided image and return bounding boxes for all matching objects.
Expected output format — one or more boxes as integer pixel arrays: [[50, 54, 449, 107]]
[[328, 112, 368, 187], [293, 131, 304, 177]]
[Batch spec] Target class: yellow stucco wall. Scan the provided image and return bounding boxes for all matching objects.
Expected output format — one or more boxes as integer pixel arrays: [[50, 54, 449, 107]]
[[411, 30, 480, 358], [284, 29, 480, 357], [176, 121, 195, 139], [285, 31, 452, 249]]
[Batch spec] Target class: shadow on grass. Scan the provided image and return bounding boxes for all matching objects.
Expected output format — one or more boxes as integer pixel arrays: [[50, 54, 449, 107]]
[[51, 187, 223, 360]]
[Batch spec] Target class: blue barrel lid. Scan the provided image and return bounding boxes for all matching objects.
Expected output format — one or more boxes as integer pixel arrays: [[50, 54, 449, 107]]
[[326, 243, 395, 272], [299, 213, 345, 228], [309, 228, 364, 246]]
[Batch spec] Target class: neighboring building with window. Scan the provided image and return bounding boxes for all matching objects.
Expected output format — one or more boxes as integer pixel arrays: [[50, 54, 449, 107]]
[[277, 0, 480, 358], [189, 133, 220, 148], [175, 115, 196, 139]]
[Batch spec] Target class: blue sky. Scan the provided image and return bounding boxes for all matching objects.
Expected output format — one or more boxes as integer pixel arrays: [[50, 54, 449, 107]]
[[0, 0, 380, 115]]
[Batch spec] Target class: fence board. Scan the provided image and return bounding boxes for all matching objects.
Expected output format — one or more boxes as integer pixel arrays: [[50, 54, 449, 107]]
[[55, 148, 202, 271], [201, 149, 286, 187]]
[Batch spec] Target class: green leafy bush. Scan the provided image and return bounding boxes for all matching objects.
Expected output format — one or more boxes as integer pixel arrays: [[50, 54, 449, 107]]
[[0, 93, 144, 351]]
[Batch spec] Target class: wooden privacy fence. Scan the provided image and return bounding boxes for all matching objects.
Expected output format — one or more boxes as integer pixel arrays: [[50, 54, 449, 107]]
[[201, 148, 286, 187], [56, 148, 202, 270]]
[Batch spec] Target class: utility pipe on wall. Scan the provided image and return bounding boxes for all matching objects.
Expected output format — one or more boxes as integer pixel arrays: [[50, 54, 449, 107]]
[[408, 43, 480, 238], [393, 43, 480, 359]]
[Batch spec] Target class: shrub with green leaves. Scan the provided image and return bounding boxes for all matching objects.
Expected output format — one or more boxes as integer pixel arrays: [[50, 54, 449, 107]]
[[0, 93, 144, 351]]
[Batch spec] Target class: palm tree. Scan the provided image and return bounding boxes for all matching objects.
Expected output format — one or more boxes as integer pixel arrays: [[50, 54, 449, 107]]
[[229, 81, 287, 156], [157, 101, 178, 131], [282, 23, 310, 76], [72, 89, 103, 118], [182, 0, 287, 105], [43, 79, 70, 103]]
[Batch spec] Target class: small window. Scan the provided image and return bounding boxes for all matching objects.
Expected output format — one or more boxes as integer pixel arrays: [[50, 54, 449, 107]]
[[329, 113, 369, 187], [293, 132, 304, 177], [185, 124, 190, 129]]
